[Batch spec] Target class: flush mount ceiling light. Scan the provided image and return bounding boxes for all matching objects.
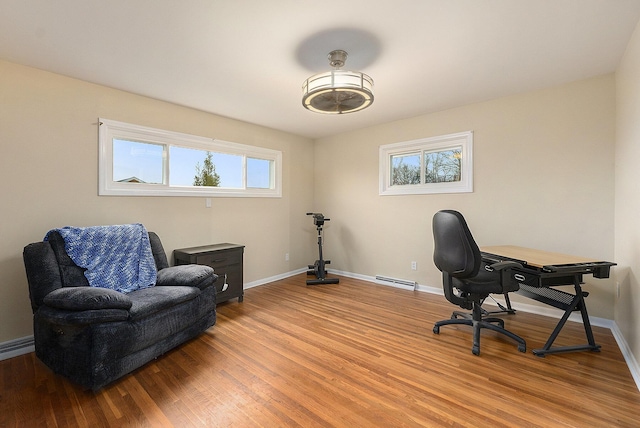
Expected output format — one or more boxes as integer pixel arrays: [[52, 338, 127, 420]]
[[302, 50, 374, 114]]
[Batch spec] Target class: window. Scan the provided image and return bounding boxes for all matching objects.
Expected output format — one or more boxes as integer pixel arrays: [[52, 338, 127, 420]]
[[99, 118, 282, 197], [379, 131, 473, 195]]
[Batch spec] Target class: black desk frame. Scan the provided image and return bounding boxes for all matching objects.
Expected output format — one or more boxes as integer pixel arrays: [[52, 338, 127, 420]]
[[482, 252, 615, 357]]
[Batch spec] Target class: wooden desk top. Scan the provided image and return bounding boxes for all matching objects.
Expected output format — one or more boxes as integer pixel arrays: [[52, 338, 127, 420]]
[[481, 245, 599, 269]]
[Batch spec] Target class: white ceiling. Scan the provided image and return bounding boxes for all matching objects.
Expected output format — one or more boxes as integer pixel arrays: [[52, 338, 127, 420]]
[[2, 0, 640, 139]]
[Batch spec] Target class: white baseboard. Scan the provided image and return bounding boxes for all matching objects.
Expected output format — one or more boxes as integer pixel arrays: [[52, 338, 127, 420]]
[[610, 322, 640, 390], [243, 267, 308, 289], [0, 335, 34, 361], [331, 269, 640, 392], [485, 294, 639, 390], [4, 270, 639, 392]]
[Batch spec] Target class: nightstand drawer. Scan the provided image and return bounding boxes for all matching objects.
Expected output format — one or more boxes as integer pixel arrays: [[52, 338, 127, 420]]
[[196, 251, 242, 268]]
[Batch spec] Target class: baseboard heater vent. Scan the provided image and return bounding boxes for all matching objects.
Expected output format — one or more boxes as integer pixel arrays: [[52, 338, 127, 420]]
[[375, 275, 417, 290]]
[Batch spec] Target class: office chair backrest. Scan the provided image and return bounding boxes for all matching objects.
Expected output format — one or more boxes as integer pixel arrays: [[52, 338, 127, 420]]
[[432, 210, 481, 279]]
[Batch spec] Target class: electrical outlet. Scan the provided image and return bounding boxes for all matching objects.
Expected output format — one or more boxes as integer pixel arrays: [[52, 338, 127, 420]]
[[411, 261, 417, 270], [285, 253, 289, 261]]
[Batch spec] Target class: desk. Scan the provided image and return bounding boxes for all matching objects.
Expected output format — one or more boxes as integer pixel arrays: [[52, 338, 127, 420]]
[[480, 245, 615, 357]]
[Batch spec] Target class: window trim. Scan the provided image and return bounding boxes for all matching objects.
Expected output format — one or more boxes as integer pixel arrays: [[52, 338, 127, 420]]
[[379, 131, 473, 195], [98, 118, 282, 197]]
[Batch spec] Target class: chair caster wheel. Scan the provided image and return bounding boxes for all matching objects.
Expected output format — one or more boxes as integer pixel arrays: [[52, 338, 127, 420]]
[[433, 326, 440, 334], [518, 344, 526, 353], [472, 346, 480, 356]]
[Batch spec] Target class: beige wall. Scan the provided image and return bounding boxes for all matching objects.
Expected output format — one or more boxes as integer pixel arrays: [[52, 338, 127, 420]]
[[0, 60, 315, 343], [616, 20, 640, 366], [314, 75, 616, 319], [0, 58, 622, 351]]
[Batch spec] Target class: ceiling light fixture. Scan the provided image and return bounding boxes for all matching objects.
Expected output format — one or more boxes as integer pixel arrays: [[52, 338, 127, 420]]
[[302, 50, 374, 114]]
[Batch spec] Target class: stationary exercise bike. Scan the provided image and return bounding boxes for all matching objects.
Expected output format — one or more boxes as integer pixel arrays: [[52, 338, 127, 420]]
[[306, 212, 339, 285]]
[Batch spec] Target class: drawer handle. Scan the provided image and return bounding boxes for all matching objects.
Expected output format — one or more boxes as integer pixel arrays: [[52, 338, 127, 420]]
[[514, 273, 526, 282]]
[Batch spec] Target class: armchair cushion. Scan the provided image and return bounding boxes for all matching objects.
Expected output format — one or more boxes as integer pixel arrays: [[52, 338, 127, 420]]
[[156, 265, 216, 290], [43, 287, 132, 311], [128, 286, 201, 320]]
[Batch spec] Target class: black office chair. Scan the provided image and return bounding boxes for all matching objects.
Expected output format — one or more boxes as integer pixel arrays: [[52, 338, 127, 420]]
[[431, 210, 526, 355]]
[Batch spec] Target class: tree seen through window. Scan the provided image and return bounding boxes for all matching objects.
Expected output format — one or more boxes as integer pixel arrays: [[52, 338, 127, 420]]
[[424, 148, 461, 183], [193, 151, 220, 187]]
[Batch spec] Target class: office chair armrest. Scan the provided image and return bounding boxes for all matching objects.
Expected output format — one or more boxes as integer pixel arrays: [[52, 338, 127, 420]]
[[489, 261, 522, 271], [489, 261, 523, 293]]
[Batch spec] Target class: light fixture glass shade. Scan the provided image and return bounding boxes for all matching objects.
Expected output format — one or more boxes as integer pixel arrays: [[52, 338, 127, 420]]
[[302, 53, 374, 114]]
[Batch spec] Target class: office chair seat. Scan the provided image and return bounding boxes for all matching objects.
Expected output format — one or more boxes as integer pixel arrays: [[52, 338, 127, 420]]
[[431, 210, 526, 355]]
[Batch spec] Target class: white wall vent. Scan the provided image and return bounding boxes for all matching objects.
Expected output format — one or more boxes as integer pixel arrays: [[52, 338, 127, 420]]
[[375, 275, 417, 290]]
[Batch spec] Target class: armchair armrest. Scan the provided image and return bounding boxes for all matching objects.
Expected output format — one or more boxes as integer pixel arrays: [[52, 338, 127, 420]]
[[37, 305, 130, 325], [156, 265, 217, 290], [43, 287, 132, 311], [39, 287, 132, 325]]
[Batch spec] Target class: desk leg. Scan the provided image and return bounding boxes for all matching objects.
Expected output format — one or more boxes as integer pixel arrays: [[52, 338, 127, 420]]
[[576, 283, 599, 350], [533, 279, 601, 357]]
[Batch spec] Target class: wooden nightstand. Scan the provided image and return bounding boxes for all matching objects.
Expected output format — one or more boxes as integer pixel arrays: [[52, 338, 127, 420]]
[[174, 243, 245, 304]]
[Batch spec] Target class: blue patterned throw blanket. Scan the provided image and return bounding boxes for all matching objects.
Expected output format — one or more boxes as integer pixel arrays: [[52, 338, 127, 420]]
[[45, 224, 157, 293]]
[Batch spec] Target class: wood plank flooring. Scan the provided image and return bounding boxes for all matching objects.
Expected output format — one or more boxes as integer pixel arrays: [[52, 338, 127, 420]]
[[2, 274, 640, 427]]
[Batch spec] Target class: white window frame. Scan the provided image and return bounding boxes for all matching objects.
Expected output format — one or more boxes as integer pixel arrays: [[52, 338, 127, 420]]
[[98, 118, 282, 197], [379, 131, 473, 195]]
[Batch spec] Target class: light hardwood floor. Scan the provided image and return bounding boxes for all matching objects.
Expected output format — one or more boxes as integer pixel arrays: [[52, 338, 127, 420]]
[[2, 274, 640, 427]]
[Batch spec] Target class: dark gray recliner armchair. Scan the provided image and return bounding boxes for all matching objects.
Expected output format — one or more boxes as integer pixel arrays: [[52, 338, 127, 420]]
[[23, 228, 217, 390]]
